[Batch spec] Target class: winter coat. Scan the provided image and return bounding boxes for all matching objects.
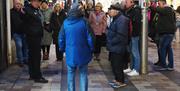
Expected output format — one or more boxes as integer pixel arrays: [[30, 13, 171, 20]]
[[41, 8, 53, 45], [126, 5, 142, 37], [50, 10, 66, 44], [58, 16, 94, 67], [23, 5, 43, 38], [10, 8, 25, 34], [89, 11, 107, 35], [107, 13, 129, 53], [155, 6, 176, 34]]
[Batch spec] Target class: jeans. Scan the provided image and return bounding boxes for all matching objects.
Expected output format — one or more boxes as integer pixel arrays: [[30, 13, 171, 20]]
[[67, 65, 88, 91], [13, 33, 28, 63], [130, 37, 140, 72], [159, 34, 174, 68]]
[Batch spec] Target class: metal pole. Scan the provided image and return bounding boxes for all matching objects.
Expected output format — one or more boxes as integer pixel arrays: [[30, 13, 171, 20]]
[[6, 0, 12, 64], [141, 0, 148, 75]]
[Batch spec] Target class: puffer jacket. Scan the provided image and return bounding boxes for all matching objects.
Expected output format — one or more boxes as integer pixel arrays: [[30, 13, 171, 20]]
[[107, 12, 129, 53]]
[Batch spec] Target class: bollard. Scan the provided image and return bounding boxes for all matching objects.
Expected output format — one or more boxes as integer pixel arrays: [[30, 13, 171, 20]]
[[141, 1, 148, 75]]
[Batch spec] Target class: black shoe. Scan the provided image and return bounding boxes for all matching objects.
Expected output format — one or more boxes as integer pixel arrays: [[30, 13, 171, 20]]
[[34, 77, 48, 83], [56, 58, 63, 62], [23, 61, 29, 65], [16, 63, 24, 67], [94, 58, 100, 61], [154, 61, 162, 66], [28, 77, 33, 80]]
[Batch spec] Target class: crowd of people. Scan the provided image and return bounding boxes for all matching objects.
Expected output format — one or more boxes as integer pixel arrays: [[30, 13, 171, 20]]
[[10, 0, 179, 90]]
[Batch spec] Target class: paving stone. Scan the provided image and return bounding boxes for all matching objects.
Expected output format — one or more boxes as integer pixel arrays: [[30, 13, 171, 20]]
[[0, 43, 180, 91]]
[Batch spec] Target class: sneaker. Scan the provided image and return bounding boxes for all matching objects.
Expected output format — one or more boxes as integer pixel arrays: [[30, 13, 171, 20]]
[[157, 67, 168, 71], [111, 82, 127, 88], [108, 80, 116, 85], [123, 68, 132, 73], [127, 69, 139, 76], [167, 67, 174, 71]]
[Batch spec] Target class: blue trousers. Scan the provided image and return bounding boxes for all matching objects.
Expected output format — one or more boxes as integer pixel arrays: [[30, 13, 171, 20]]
[[159, 34, 174, 68], [13, 33, 28, 63], [67, 65, 88, 91]]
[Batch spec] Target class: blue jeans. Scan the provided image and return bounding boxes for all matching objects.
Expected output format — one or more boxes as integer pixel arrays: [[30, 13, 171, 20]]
[[130, 37, 140, 72], [67, 65, 88, 91], [159, 34, 174, 68], [13, 33, 28, 63]]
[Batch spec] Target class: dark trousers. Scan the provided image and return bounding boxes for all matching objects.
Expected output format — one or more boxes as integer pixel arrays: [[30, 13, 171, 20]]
[[41, 45, 50, 55], [55, 43, 63, 60], [110, 52, 126, 83], [27, 37, 42, 79], [94, 35, 103, 54]]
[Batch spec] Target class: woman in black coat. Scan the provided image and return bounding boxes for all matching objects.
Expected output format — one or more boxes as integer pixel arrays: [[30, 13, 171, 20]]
[[50, 3, 66, 61]]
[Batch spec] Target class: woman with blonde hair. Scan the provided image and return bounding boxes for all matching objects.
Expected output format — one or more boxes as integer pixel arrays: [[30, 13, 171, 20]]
[[89, 2, 107, 61], [50, 3, 66, 61]]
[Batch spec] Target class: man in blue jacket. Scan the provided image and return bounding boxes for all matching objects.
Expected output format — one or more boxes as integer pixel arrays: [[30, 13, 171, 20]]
[[107, 3, 129, 88], [58, 3, 94, 91]]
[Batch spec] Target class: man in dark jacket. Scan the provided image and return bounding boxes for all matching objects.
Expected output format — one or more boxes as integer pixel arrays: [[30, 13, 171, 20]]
[[155, 0, 176, 70], [23, 0, 48, 83], [11, 0, 28, 67], [125, 0, 142, 76], [107, 3, 129, 88]]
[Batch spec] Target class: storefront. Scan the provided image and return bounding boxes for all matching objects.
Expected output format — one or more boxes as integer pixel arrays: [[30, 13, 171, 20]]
[[0, 0, 8, 72]]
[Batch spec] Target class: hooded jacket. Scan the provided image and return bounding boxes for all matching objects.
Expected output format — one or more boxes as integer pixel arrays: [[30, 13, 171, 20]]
[[58, 4, 94, 67]]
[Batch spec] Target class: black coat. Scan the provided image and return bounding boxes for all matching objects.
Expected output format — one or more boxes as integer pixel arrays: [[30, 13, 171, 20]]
[[10, 8, 24, 34], [23, 5, 43, 38], [155, 6, 176, 34], [126, 5, 142, 37], [50, 10, 66, 44]]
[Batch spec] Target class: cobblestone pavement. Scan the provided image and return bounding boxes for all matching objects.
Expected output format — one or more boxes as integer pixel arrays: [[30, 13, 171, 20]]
[[0, 42, 180, 91]]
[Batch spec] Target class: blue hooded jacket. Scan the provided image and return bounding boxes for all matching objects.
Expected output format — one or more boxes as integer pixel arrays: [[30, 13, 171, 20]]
[[58, 4, 94, 67]]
